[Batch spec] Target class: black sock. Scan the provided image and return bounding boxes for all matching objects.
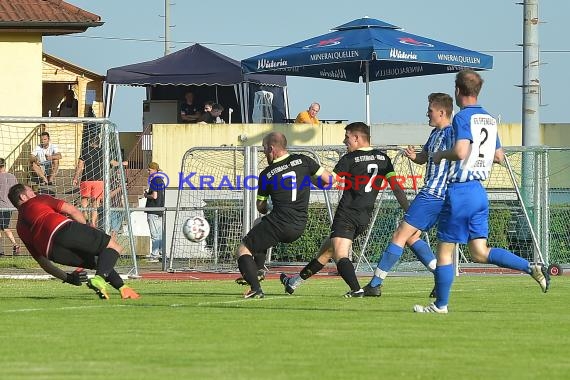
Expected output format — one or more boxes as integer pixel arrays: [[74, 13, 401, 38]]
[[237, 255, 260, 291], [96, 248, 119, 279], [300, 258, 325, 280], [253, 252, 267, 271], [106, 270, 125, 290], [337, 257, 360, 291]]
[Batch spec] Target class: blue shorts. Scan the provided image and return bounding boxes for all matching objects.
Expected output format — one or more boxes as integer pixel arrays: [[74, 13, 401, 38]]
[[403, 191, 444, 231], [437, 181, 489, 244], [40, 160, 53, 175]]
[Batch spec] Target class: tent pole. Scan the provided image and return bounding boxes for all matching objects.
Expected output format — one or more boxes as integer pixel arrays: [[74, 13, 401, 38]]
[[284, 86, 290, 119], [365, 61, 370, 125], [103, 83, 116, 118]]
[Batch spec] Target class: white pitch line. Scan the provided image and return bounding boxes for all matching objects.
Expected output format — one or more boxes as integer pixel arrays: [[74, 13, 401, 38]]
[[0, 274, 130, 280], [2, 304, 129, 313], [197, 296, 293, 307]]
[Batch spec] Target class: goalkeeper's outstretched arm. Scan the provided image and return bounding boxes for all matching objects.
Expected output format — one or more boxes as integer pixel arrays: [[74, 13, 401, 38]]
[[35, 255, 67, 281]]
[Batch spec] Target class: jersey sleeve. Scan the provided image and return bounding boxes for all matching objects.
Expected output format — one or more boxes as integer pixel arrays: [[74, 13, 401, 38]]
[[256, 168, 270, 201], [382, 156, 396, 179], [41, 194, 65, 213], [444, 126, 455, 150], [332, 155, 349, 178], [305, 156, 324, 177], [452, 114, 473, 142], [422, 129, 435, 153]]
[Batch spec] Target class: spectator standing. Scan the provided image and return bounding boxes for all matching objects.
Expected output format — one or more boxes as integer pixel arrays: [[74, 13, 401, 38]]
[[180, 91, 202, 123], [144, 162, 165, 262], [57, 89, 79, 117], [0, 158, 19, 255], [295, 102, 320, 124], [73, 137, 105, 228]]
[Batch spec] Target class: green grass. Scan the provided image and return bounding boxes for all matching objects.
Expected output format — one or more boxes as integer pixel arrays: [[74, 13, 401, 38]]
[[0, 275, 568, 380]]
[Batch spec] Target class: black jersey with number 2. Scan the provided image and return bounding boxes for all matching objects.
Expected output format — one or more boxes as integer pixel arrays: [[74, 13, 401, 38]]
[[333, 147, 395, 222], [257, 154, 323, 228]]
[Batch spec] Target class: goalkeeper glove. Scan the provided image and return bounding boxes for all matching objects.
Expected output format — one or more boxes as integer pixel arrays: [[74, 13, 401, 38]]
[[64, 268, 88, 286]]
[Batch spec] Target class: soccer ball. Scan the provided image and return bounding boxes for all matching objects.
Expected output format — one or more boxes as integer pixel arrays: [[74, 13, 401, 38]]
[[182, 216, 210, 242]]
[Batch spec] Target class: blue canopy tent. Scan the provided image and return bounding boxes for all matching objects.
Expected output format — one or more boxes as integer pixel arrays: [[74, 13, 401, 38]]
[[105, 43, 289, 123], [242, 17, 493, 124]]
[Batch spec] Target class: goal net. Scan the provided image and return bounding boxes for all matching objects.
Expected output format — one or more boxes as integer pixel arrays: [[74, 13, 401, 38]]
[[169, 145, 426, 272], [0, 118, 137, 276], [169, 144, 558, 274]]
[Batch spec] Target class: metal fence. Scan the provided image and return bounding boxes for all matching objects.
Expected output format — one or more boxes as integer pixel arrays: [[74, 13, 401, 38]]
[[165, 145, 570, 274]]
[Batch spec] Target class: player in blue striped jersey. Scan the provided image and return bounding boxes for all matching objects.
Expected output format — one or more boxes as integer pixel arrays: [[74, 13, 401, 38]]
[[363, 93, 454, 297], [413, 70, 550, 314]]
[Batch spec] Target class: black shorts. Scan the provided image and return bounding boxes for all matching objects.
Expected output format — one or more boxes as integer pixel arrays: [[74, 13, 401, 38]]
[[49, 222, 111, 269], [242, 216, 304, 253], [0, 211, 12, 230], [330, 216, 368, 241]]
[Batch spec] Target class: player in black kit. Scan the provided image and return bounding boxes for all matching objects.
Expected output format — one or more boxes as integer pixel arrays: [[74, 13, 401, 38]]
[[237, 132, 332, 298], [281, 122, 410, 297]]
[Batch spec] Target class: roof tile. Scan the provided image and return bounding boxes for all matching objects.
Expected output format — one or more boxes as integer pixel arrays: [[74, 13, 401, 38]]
[[0, 0, 101, 23]]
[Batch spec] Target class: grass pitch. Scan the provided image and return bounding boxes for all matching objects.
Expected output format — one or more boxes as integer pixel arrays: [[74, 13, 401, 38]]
[[0, 275, 568, 380]]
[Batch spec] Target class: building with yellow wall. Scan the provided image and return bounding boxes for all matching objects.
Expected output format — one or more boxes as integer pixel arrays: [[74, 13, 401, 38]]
[[0, 0, 102, 118]]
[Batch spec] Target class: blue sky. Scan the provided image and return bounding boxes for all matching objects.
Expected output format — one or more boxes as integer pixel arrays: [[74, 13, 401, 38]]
[[44, 0, 570, 131]]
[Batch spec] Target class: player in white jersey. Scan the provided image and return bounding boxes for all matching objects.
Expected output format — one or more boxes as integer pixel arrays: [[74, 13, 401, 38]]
[[413, 70, 550, 314], [363, 93, 454, 297]]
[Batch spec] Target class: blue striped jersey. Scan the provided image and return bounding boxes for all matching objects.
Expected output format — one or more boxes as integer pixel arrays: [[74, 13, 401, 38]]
[[421, 125, 454, 199]]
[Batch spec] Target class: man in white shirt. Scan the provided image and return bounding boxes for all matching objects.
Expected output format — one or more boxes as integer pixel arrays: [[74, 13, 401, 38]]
[[30, 131, 62, 185]]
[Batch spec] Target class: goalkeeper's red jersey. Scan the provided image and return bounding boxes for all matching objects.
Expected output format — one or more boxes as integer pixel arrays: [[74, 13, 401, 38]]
[[16, 194, 71, 259]]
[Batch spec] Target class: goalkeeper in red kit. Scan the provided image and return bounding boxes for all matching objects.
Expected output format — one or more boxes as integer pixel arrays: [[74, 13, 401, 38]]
[[8, 183, 139, 300]]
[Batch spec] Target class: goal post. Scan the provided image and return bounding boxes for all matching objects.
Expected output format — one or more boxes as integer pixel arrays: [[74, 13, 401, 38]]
[[0, 117, 138, 276]]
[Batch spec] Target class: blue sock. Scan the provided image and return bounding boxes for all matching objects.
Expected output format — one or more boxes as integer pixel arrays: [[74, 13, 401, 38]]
[[370, 243, 404, 287], [409, 240, 436, 271], [434, 264, 454, 308], [488, 248, 530, 273]]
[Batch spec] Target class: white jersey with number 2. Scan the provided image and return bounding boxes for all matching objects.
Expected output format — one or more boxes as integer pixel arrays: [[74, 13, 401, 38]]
[[447, 105, 500, 183]]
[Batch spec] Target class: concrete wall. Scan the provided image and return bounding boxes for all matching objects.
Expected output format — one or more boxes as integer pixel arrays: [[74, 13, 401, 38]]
[[151, 123, 345, 188], [0, 33, 42, 116], [543, 123, 570, 147]]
